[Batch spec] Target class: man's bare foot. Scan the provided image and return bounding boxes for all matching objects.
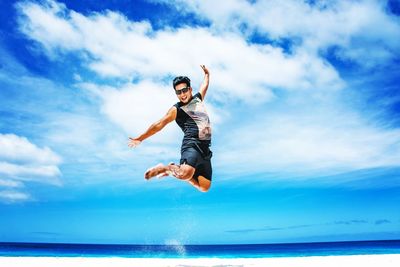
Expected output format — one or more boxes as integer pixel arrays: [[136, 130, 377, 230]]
[[145, 163, 168, 180], [156, 162, 176, 178]]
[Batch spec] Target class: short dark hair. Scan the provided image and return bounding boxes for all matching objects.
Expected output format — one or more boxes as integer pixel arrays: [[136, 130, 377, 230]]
[[173, 76, 191, 89]]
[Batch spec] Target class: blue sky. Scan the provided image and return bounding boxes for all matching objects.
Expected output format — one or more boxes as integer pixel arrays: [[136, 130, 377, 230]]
[[0, 0, 400, 245]]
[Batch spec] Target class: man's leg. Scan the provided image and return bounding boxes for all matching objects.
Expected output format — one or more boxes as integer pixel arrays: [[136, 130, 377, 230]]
[[144, 162, 179, 179], [144, 164, 170, 179], [146, 163, 211, 192]]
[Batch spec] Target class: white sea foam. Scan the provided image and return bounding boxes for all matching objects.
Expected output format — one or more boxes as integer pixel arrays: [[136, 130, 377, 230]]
[[1, 254, 400, 267]]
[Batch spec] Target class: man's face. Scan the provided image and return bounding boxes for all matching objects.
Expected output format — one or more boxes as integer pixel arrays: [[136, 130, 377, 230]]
[[175, 83, 192, 104]]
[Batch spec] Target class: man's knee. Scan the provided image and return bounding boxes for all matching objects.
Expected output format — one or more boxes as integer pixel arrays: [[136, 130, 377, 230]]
[[197, 176, 211, 192], [198, 184, 211, 192]]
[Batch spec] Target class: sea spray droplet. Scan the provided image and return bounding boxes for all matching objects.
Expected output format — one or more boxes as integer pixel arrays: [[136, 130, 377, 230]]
[[165, 239, 187, 257]]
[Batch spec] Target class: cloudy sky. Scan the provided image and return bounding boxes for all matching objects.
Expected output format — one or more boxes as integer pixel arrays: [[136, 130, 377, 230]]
[[0, 0, 399, 245]]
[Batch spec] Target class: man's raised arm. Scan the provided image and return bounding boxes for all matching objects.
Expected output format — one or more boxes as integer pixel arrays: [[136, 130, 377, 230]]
[[199, 65, 210, 100]]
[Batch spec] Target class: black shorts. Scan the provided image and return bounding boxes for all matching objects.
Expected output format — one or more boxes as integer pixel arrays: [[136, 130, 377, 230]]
[[180, 147, 212, 181]]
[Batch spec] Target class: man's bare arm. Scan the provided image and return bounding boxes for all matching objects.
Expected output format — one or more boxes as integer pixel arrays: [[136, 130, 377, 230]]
[[199, 65, 210, 100], [128, 107, 177, 148]]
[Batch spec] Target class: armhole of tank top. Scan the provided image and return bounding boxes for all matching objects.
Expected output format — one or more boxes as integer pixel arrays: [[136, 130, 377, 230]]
[[173, 104, 180, 120], [196, 92, 202, 101]]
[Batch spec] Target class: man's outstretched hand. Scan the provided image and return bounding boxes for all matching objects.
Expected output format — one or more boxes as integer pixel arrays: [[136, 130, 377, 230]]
[[128, 137, 141, 148], [201, 65, 209, 75]]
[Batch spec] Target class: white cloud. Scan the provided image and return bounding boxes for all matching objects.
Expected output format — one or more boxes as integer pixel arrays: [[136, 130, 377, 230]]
[[0, 162, 61, 179], [16, 0, 82, 54], [216, 108, 400, 179], [0, 134, 62, 189], [0, 179, 23, 188], [42, 111, 138, 174], [156, 0, 400, 66], [0, 133, 61, 165], [0, 190, 31, 203], [17, 0, 344, 106]]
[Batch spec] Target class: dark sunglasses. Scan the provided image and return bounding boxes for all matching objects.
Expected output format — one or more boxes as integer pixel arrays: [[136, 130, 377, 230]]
[[175, 87, 190, 95]]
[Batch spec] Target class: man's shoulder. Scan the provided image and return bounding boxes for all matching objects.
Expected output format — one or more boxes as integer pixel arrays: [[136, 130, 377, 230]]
[[173, 101, 182, 108]]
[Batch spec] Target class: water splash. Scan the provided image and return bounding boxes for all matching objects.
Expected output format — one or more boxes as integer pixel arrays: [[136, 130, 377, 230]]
[[165, 239, 187, 257]]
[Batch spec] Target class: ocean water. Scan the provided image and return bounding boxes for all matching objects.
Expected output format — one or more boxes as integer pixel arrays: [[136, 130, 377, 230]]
[[0, 240, 399, 258]]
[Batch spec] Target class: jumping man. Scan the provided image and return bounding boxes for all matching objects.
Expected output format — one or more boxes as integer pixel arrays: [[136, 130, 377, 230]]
[[128, 65, 213, 192]]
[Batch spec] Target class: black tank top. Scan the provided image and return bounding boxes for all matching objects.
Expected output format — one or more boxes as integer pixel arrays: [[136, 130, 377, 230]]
[[174, 93, 212, 152]]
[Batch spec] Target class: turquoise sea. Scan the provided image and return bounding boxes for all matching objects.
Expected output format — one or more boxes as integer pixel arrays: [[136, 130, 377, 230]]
[[1, 240, 399, 258]]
